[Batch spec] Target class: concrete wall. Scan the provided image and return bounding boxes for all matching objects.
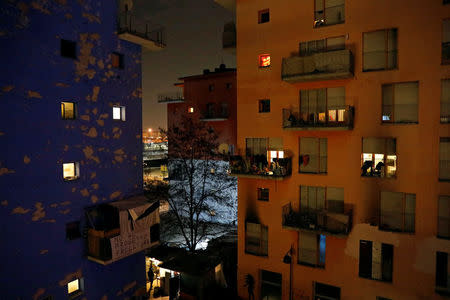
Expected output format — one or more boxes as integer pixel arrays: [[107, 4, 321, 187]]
[[0, 0, 146, 298], [236, 0, 450, 299]]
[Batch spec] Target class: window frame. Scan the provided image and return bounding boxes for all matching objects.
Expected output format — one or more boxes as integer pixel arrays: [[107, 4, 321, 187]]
[[258, 54, 271, 68], [300, 185, 344, 214], [112, 106, 126, 121], [299, 35, 346, 57], [362, 28, 398, 72], [111, 52, 124, 69], [258, 9, 270, 24], [245, 221, 268, 256], [61, 101, 77, 120], [443, 19, 450, 65], [313, 0, 345, 28], [441, 79, 450, 123], [67, 277, 84, 298], [438, 195, 450, 239], [361, 137, 397, 178], [257, 188, 269, 201], [358, 240, 393, 282], [381, 81, 419, 124], [66, 221, 81, 240], [436, 251, 449, 294], [440, 137, 450, 181], [299, 87, 346, 124], [379, 191, 416, 233], [298, 232, 326, 268], [63, 162, 80, 181], [61, 39, 77, 59], [258, 99, 270, 113], [298, 137, 327, 174]]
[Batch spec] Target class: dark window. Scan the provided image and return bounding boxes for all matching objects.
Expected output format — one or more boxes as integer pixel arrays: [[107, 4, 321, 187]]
[[61, 39, 77, 59], [245, 222, 268, 256], [443, 20, 450, 64], [445, 0, 450, 4], [363, 29, 397, 72], [111, 52, 124, 69], [359, 240, 393, 282], [66, 221, 81, 240], [436, 252, 449, 292], [377, 297, 392, 300], [382, 82, 419, 123], [438, 195, 450, 239], [150, 223, 160, 243], [259, 99, 270, 113], [226, 83, 232, 89], [209, 84, 215, 92], [298, 232, 326, 268], [299, 137, 327, 174], [441, 79, 450, 123], [257, 188, 269, 201], [314, 282, 340, 300], [440, 137, 450, 181], [258, 9, 270, 24], [261, 270, 282, 300], [314, 0, 345, 27]]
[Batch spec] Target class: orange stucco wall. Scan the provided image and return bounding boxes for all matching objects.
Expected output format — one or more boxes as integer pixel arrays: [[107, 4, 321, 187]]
[[235, 0, 450, 299]]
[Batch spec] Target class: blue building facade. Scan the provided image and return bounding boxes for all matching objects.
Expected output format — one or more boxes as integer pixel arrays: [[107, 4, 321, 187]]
[[0, 0, 163, 298]]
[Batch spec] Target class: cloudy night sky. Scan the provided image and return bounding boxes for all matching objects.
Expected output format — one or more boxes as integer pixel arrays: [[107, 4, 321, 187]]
[[132, 0, 235, 131]]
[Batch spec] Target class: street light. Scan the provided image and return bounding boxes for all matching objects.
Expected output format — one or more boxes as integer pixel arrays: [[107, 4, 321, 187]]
[[283, 245, 294, 300]]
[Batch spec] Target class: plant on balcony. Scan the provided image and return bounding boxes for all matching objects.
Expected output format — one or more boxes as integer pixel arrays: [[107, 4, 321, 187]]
[[229, 155, 290, 177]]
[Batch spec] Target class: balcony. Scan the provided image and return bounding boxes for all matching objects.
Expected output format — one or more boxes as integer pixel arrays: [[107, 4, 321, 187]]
[[282, 106, 354, 131], [282, 203, 352, 237], [117, 12, 165, 51], [281, 49, 353, 83], [157, 92, 184, 104], [379, 211, 415, 233], [222, 22, 236, 54], [86, 195, 160, 265], [200, 110, 229, 121], [229, 155, 292, 180]]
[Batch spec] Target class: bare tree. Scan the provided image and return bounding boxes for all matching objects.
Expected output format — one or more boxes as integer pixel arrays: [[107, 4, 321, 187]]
[[161, 115, 237, 252]]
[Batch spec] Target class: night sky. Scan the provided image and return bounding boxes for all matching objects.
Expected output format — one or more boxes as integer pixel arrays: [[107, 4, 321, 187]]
[[132, 0, 235, 131]]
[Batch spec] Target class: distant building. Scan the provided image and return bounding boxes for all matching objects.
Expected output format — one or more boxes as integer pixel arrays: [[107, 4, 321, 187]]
[[0, 0, 163, 298], [216, 0, 450, 299]]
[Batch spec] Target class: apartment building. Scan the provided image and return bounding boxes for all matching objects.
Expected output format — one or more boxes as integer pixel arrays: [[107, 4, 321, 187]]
[[215, 0, 450, 299], [0, 0, 163, 298]]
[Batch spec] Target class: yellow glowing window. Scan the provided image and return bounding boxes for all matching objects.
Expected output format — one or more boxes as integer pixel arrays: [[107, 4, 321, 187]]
[[258, 54, 271, 67], [63, 162, 79, 180], [61, 102, 76, 119], [113, 106, 126, 121], [188, 107, 194, 113], [67, 279, 79, 294]]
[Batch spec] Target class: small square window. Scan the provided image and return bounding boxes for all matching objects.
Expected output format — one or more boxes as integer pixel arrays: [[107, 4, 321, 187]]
[[226, 83, 232, 89], [111, 52, 124, 69], [257, 188, 269, 201], [188, 107, 194, 113], [63, 162, 79, 180], [61, 102, 76, 120], [259, 99, 270, 113], [258, 54, 271, 68], [67, 278, 84, 297], [113, 106, 126, 121], [258, 9, 270, 24], [209, 84, 215, 92], [66, 221, 81, 240], [61, 39, 77, 59]]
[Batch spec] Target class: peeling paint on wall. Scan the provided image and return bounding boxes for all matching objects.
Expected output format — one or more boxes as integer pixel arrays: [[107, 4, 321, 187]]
[[11, 206, 30, 215], [91, 195, 98, 203], [110, 191, 121, 200], [26, 90, 42, 99], [30, 1, 51, 15], [55, 82, 70, 87], [2, 85, 15, 92], [42, 219, 56, 223], [40, 249, 48, 255], [83, 146, 100, 163], [80, 115, 90, 121], [97, 119, 104, 126], [32, 202, 45, 221], [32, 288, 46, 300], [59, 209, 70, 215], [1, 200, 8, 206], [83, 127, 98, 138], [82, 12, 101, 23], [91, 183, 99, 190], [90, 172, 96, 179], [0, 167, 15, 176], [80, 188, 89, 197], [23, 155, 31, 164]]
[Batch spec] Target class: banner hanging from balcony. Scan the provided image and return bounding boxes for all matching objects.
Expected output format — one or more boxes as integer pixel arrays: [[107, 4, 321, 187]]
[[110, 229, 151, 262]]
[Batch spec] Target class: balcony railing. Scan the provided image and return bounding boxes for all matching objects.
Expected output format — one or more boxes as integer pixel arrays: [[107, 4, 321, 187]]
[[229, 155, 292, 180], [86, 196, 159, 265], [117, 12, 166, 50], [281, 49, 353, 83], [282, 203, 352, 237], [200, 110, 229, 121], [157, 92, 184, 103], [282, 106, 354, 130]]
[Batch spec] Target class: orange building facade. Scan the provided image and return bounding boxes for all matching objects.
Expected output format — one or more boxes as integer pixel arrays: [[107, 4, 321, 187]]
[[161, 65, 237, 153], [216, 0, 450, 299]]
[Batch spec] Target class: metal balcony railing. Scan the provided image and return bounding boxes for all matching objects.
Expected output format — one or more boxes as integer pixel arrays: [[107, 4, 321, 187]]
[[200, 110, 229, 120], [157, 92, 184, 103], [117, 12, 166, 47], [282, 203, 352, 236], [282, 49, 353, 83], [282, 106, 354, 130], [229, 155, 292, 180]]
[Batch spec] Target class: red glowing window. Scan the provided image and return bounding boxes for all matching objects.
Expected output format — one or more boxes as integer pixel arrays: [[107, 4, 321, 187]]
[[258, 54, 271, 68]]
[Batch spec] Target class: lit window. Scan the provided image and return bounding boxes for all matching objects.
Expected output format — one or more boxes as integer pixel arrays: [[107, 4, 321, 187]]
[[111, 52, 124, 69], [61, 102, 76, 120], [67, 278, 80, 294], [258, 9, 270, 24], [188, 107, 194, 113], [113, 106, 126, 121], [63, 162, 79, 180], [258, 54, 271, 68]]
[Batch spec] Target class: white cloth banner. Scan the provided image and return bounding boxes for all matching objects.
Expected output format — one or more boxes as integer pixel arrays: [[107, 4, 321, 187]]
[[110, 229, 150, 262]]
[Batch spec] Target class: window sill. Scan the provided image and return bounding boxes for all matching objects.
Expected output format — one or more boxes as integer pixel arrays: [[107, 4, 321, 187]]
[[258, 66, 271, 69], [63, 177, 80, 182], [437, 235, 450, 240], [381, 121, 418, 125], [439, 178, 450, 182], [298, 261, 325, 269], [359, 276, 392, 283], [257, 199, 269, 202], [298, 171, 328, 175], [362, 68, 398, 73], [245, 251, 268, 257], [361, 175, 396, 180], [313, 21, 345, 29], [68, 291, 84, 300]]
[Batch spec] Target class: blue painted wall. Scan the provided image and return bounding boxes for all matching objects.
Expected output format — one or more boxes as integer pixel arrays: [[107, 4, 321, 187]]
[[0, 0, 146, 298]]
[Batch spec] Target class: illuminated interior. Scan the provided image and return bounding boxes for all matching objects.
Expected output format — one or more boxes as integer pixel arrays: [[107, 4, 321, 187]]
[[61, 102, 75, 119], [113, 106, 121, 120], [362, 153, 397, 178], [188, 106, 194, 113], [259, 54, 271, 67], [268, 150, 284, 162], [67, 279, 79, 294], [63, 163, 76, 179]]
